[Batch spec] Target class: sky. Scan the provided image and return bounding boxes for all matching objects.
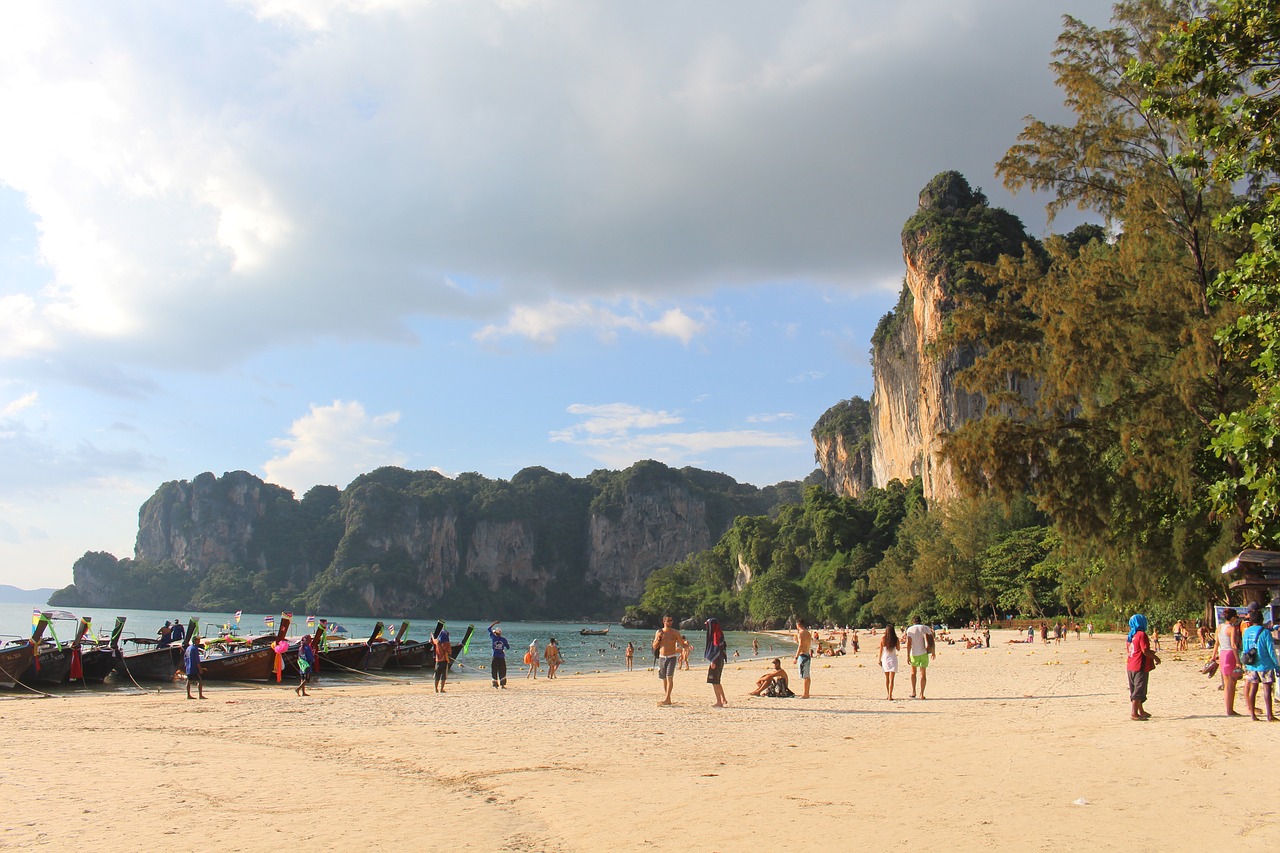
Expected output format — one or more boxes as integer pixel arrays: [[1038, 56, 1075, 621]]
[[0, 0, 1117, 589]]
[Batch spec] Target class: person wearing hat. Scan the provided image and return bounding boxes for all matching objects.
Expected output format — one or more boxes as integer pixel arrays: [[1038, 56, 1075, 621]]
[[488, 621, 510, 689]]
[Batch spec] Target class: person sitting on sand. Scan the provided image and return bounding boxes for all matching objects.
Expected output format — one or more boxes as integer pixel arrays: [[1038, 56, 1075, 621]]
[[748, 659, 790, 696]]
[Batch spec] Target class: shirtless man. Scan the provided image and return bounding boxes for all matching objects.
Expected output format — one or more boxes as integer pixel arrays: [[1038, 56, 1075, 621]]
[[653, 615, 693, 705], [794, 618, 813, 698], [747, 659, 789, 696]]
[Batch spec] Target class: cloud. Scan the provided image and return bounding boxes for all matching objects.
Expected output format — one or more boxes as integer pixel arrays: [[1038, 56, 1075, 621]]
[[551, 402, 805, 469], [0, 414, 157, 498], [1, 391, 37, 418], [263, 399, 407, 492], [745, 412, 795, 424], [0, 0, 1114, 375], [476, 301, 706, 346]]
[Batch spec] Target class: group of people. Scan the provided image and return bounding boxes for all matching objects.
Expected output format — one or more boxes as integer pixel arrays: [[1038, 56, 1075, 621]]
[[644, 614, 941, 707], [1127, 605, 1279, 722]]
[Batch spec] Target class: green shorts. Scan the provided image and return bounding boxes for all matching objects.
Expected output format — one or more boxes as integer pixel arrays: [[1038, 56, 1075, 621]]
[[909, 653, 929, 669]]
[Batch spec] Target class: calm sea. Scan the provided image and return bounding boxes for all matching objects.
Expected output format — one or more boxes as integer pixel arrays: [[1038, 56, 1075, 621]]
[[0, 601, 777, 682]]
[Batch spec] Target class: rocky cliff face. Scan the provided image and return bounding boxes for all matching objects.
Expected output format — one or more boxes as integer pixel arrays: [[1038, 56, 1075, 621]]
[[819, 172, 1030, 502], [55, 461, 774, 616], [586, 480, 712, 601]]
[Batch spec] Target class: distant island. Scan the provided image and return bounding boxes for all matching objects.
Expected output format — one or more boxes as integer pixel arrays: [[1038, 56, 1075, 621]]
[[0, 585, 55, 605]]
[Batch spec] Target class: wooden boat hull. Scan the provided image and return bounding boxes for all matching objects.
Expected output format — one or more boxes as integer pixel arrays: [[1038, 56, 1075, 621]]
[[383, 641, 429, 668], [317, 642, 394, 673], [0, 644, 35, 689], [114, 646, 182, 682], [198, 646, 278, 682], [72, 647, 120, 683], [21, 646, 73, 686]]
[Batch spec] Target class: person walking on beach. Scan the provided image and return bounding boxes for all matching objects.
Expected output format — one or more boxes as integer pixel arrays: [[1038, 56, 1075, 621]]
[[1126, 613, 1159, 720], [879, 625, 900, 700], [184, 636, 204, 700], [545, 637, 562, 679], [903, 616, 935, 699], [488, 622, 510, 689], [653, 615, 692, 706], [1218, 609, 1243, 716], [525, 639, 540, 679], [296, 633, 316, 697], [704, 618, 728, 708], [1241, 608, 1278, 722], [794, 618, 813, 698], [625, 642, 634, 671], [432, 626, 451, 693]]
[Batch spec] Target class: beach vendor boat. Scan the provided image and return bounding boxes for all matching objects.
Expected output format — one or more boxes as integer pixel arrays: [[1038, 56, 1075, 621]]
[[0, 616, 48, 689], [199, 614, 294, 682], [316, 621, 393, 673], [382, 621, 429, 669], [579, 627, 609, 636], [19, 611, 79, 687], [114, 618, 192, 682]]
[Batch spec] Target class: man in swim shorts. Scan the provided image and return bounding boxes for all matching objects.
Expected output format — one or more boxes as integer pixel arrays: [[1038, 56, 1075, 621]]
[[653, 615, 692, 706], [794, 618, 813, 698], [903, 615, 935, 699]]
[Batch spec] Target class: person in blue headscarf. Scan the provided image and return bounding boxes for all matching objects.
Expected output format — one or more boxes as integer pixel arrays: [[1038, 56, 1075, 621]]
[[1126, 613, 1159, 720], [704, 618, 728, 708]]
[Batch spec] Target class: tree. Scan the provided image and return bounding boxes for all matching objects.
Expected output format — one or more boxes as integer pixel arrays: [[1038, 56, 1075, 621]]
[[1144, 0, 1280, 546], [941, 0, 1244, 604]]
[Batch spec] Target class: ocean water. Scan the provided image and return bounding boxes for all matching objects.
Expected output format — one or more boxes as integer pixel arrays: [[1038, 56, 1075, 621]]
[[0, 602, 778, 681]]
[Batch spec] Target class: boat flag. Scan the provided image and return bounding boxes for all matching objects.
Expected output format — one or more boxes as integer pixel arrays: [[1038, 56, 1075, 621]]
[[264, 615, 275, 630], [31, 608, 40, 627], [306, 615, 315, 628]]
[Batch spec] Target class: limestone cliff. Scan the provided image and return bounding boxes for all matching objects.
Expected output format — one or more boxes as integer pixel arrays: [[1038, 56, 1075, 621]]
[[821, 171, 1031, 502], [812, 397, 873, 498], [53, 461, 783, 617]]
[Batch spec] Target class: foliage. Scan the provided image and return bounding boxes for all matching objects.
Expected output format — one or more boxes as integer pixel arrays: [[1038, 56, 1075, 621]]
[[1142, 0, 1280, 546], [940, 0, 1245, 604]]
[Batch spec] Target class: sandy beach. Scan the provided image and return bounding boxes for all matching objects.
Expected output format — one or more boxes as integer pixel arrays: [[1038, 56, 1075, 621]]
[[1, 629, 1276, 852]]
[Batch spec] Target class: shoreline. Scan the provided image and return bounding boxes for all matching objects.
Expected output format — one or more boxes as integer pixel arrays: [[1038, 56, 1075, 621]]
[[1, 629, 1271, 852]]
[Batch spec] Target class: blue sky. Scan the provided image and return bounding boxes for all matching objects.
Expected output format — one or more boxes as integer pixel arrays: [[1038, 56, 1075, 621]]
[[0, 0, 1114, 589]]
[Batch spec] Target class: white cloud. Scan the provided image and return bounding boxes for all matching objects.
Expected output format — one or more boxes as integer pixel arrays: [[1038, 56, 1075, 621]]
[[476, 301, 708, 346], [746, 412, 795, 424], [551, 402, 805, 470], [0, 0, 1113, 374], [1, 391, 38, 418], [263, 399, 406, 492]]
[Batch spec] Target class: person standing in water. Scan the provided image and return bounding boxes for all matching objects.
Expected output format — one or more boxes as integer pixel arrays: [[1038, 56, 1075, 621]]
[[704, 618, 728, 708]]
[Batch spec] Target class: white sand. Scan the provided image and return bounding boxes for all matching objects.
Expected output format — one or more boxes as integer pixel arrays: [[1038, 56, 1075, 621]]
[[0, 629, 1273, 852]]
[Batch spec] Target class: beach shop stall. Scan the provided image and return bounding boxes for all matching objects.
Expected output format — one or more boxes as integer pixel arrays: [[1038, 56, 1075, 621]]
[[1219, 550, 1280, 624]]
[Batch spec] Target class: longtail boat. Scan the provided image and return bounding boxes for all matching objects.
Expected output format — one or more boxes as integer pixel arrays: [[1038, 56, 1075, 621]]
[[70, 616, 123, 684], [114, 617, 192, 682], [199, 614, 293, 682], [383, 621, 429, 669], [0, 617, 47, 688], [317, 621, 393, 673], [20, 612, 74, 687]]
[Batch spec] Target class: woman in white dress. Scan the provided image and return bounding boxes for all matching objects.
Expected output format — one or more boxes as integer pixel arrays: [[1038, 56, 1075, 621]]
[[879, 625, 900, 700]]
